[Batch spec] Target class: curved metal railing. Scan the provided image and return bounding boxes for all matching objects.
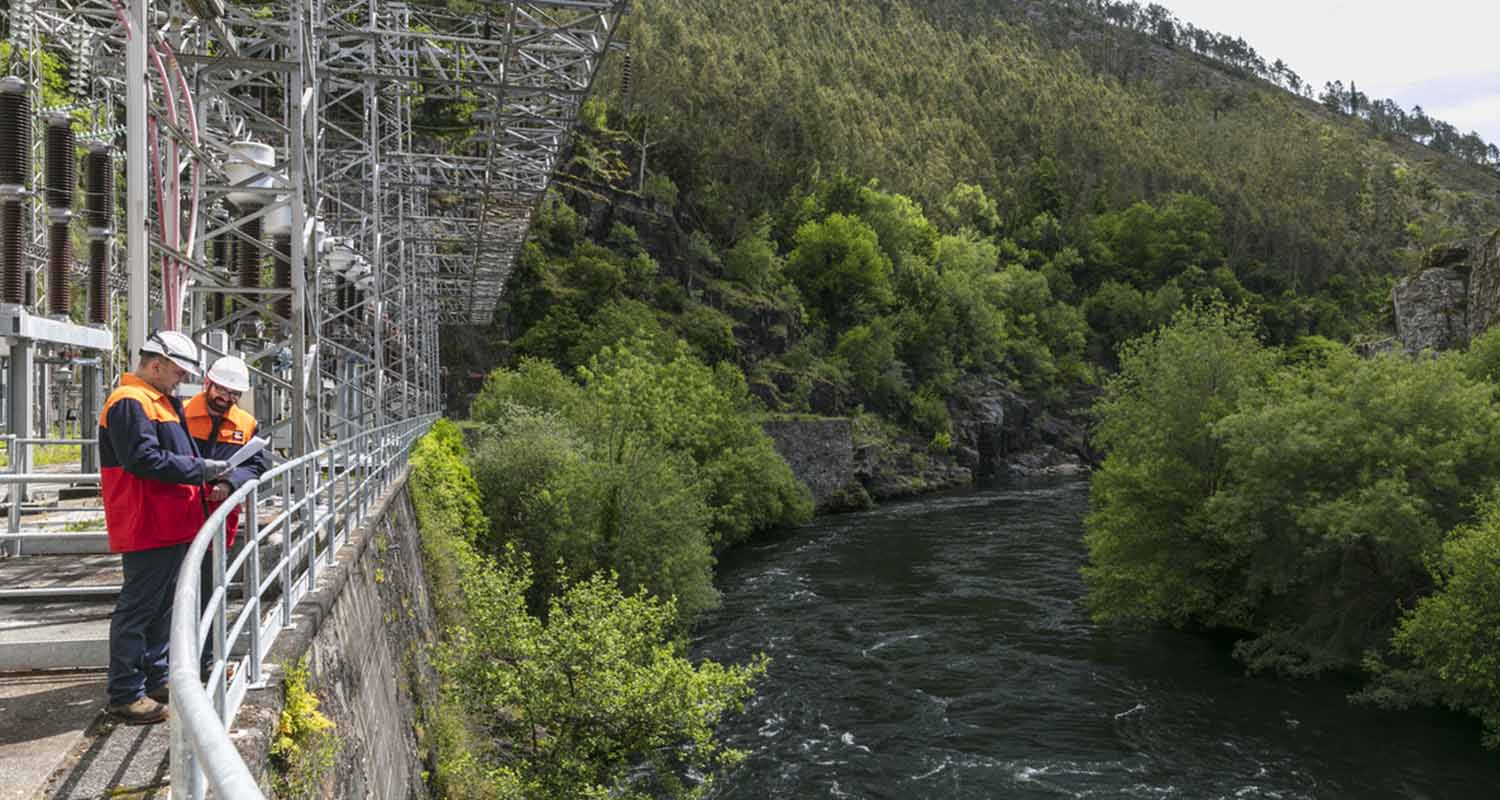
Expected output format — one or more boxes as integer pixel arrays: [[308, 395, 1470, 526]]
[[168, 414, 437, 799]]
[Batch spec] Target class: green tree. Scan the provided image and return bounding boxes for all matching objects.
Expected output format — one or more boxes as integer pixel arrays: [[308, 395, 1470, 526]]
[[1367, 493, 1500, 748], [1084, 303, 1277, 628], [1207, 349, 1500, 674], [786, 213, 895, 331]]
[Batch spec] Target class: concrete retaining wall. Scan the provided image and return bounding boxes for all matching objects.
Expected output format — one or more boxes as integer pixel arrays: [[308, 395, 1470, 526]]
[[232, 471, 439, 799]]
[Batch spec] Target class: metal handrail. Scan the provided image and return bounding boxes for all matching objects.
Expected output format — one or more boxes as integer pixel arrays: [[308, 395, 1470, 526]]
[[168, 414, 437, 799]]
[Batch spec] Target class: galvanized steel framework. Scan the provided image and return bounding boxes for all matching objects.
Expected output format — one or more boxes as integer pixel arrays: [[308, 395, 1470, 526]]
[[3, 0, 627, 454]]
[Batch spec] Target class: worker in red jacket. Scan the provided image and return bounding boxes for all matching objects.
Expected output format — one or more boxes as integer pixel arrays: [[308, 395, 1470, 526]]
[[99, 331, 230, 725], [184, 355, 268, 547]]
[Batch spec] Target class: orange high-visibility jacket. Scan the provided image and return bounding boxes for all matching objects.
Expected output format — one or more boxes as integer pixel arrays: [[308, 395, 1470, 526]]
[[184, 394, 267, 546]]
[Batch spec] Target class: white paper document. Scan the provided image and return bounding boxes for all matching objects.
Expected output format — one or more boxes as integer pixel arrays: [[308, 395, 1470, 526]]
[[226, 435, 271, 471]]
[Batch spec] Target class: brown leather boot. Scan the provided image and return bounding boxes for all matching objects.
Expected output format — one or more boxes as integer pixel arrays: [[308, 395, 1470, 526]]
[[107, 696, 168, 725]]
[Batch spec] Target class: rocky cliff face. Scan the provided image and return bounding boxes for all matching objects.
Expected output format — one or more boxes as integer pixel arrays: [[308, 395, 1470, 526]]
[[1391, 233, 1500, 355], [1394, 267, 1469, 354], [1469, 231, 1500, 341], [948, 377, 1094, 479]]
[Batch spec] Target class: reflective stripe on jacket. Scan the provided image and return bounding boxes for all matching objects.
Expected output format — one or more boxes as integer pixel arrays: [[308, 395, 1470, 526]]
[[98, 373, 207, 553], [184, 395, 269, 545]]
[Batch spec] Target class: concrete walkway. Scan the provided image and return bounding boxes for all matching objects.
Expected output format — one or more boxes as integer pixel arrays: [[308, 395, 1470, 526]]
[[0, 670, 173, 800]]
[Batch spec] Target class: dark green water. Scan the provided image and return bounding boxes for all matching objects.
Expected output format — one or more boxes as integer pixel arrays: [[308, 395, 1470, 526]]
[[693, 479, 1500, 799]]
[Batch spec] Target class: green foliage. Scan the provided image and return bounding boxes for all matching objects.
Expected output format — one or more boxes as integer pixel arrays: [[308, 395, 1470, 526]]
[[724, 215, 783, 289], [1087, 309, 1500, 679], [269, 658, 339, 800], [1208, 350, 1500, 674], [444, 552, 765, 799], [1366, 494, 1500, 748], [468, 342, 811, 622], [471, 360, 586, 429], [1084, 303, 1278, 629], [786, 213, 895, 330], [409, 420, 488, 547], [579, 342, 813, 550], [624, 0, 1498, 300], [834, 317, 907, 410], [410, 428, 762, 798], [1460, 326, 1500, 385]]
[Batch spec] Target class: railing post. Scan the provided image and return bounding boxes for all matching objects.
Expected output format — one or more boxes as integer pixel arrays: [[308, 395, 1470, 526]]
[[213, 520, 228, 718], [247, 482, 264, 686], [7, 439, 21, 556], [304, 458, 318, 587], [280, 467, 294, 626]]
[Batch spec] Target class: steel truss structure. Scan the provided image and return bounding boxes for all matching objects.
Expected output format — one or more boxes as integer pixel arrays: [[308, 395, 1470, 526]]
[[3, 0, 627, 458]]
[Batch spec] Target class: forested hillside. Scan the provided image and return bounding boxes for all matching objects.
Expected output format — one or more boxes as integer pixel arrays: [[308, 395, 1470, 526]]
[[621, 0, 1498, 300], [445, 0, 1499, 421]]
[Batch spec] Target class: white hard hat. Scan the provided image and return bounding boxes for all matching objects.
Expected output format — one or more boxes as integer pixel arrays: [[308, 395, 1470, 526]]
[[141, 330, 201, 376], [206, 355, 251, 392]]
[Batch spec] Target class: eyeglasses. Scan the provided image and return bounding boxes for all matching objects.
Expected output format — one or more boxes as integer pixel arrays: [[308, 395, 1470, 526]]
[[209, 384, 243, 401]]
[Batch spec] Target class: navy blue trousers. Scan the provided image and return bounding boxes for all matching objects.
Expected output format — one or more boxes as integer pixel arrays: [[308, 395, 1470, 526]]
[[108, 542, 190, 705]]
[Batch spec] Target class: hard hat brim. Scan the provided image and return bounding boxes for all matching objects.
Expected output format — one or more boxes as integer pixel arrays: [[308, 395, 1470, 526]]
[[167, 354, 201, 377], [210, 376, 250, 392]]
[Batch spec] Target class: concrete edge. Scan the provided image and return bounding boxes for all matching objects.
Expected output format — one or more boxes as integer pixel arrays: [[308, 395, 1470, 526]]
[[227, 466, 413, 788]]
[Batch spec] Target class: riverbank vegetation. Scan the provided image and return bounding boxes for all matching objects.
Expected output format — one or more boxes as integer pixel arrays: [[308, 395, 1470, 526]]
[[430, 0, 1500, 760], [1086, 306, 1500, 744], [409, 422, 763, 798]]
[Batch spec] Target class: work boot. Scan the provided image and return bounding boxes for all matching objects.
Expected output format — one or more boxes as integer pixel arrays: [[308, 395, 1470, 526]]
[[146, 685, 169, 704], [107, 696, 168, 725]]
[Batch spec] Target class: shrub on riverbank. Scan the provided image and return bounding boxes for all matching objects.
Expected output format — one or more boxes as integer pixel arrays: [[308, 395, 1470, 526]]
[[409, 421, 763, 797], [1086, 306, 1500, 744], [468, 342, 811, 622]]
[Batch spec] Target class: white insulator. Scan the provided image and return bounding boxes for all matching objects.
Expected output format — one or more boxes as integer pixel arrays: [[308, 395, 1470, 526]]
[[224, 141, 275, 208]]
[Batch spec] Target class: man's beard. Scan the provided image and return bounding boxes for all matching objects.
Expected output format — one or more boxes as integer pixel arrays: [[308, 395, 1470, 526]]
[[208, 397, 232, 415]]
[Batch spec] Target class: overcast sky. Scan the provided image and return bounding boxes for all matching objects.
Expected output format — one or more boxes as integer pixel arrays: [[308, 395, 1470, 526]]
[[1156, 0, 1500, 145]]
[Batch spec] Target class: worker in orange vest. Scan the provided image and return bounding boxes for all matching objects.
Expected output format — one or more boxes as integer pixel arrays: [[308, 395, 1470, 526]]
[[99, 331, 230, 724]]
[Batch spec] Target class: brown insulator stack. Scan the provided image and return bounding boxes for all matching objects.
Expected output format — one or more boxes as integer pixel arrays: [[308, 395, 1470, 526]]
[[87, 238, 108, 324], [236, 213, 263, 315], [0, 78, 30, 188], [619, 50, 633, 99], [84, 145, 113, 230], [45, 117, 75, 209], [0, 202, 22, 305], [83, 143, 113, 324], [210, 233, 232, 321], [47, 219, 71, 315], [45, 115, 76, 317], [1, 77, 30, 307], [272, 232, 291, 322]]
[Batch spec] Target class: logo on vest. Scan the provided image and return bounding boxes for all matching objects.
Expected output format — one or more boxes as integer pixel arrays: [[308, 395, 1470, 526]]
[[230, 430, 245, 443]]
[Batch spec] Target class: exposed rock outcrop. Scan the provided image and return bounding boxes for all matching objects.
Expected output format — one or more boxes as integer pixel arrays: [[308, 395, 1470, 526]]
[[760, 418, 862, 511], [1393, 267, 1468, 354], [1468, 231, 1500, 341]]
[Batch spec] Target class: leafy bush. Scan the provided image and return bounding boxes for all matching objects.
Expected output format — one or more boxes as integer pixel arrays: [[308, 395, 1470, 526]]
[[1366, 493, 1500, 748], [444, 553, 764, 799], [786, 212, 895, 330], [269, 658, 339, 799], [471, 359, 586, 427], [1209, 350, 1500, 674], [579, 342, 813, 549], [1084, 303, 1278, 629], [411, 426, 763, 799]]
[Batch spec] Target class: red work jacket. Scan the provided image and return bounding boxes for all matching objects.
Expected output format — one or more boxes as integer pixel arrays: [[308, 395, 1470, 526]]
[[98, 374, 208, 553]]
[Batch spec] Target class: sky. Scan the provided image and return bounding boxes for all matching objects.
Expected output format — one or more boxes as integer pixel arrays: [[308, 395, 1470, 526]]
[[1156, 0, 1500, 146]]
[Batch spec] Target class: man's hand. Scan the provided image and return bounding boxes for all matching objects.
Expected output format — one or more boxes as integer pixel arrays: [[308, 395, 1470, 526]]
[[208, 482, 231, 503], [203, 459, 230, 481]]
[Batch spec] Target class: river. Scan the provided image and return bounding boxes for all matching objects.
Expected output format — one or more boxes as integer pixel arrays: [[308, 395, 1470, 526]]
[[692, 478, 1500, 799]]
